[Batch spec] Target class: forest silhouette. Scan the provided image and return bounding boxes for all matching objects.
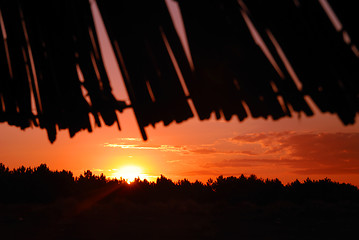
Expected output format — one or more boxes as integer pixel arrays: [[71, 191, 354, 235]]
[[1, 163, 358, 239], [0, 163, 358, 204]]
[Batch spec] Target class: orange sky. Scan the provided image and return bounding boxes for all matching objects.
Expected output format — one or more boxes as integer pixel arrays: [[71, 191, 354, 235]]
[[1, 0, 359, 186], [1, 105, 358, 185]]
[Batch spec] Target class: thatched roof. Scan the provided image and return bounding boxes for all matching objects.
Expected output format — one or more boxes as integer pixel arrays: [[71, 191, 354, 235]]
[[0, 0, 358, 142]]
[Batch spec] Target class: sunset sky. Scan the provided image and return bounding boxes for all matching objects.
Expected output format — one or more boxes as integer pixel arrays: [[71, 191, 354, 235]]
[[1, 0, 359, 186]]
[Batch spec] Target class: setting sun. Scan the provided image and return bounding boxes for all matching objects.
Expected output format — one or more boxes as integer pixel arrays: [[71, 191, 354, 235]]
[[111, 165, 147, 183]]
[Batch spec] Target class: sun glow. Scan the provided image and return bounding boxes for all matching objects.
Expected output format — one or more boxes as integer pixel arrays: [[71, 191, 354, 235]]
[[111, 165, 147, 183]]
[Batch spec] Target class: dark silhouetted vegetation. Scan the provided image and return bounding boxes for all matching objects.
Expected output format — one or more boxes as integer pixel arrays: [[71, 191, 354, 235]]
[[1, 163, 358, 239], [1, 163, 358, 204]]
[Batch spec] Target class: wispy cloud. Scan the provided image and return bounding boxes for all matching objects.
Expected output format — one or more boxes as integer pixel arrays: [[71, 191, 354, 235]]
[[103, 143, 188, 153], [190, 148, 218, 154], [117, 138, 142, 142], [104, 132, 359, 176], [167, 160, 181, 163], [221, 132, 359, 175], [204, 158, 294, 168]]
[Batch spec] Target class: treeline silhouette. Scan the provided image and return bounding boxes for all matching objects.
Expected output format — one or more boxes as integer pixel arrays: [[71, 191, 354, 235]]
[[1, 163, 358, 205]]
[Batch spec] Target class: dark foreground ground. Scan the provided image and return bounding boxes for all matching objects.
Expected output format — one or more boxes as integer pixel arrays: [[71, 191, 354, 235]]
[[1, 197, 358, 239], [1, 165, 358, 239]]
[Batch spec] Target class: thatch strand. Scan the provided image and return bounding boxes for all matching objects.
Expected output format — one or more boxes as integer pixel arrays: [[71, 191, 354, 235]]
[[1, 0, 123, 142], [96, 0, 194, 140], [243, 0, 359, 124], [0, 0, 358, 142]]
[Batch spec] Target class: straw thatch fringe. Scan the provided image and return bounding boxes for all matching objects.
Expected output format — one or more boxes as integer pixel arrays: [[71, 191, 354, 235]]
[[96, 0, 194, 140], [0, 0, 123, 142], [0, 0, 358, 142]]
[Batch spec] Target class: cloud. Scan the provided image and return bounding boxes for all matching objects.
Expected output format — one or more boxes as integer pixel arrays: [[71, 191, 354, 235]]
[[117, 138, 142, 142], [104, 136, 263, 157], [231, 131, 294, 144], [203, 158, 297, 170], [281, 132, 359, 174], [190, 148, 218, 154], [293, 167, 359, 175], [167, 160, 181, 163], [188, 148, 259, 156], [237, 150, 258, 156], [103, 142, 188, 153], [281, 132, 359, 161], [105, 132, 359, 176], [227, 132, 359, 175]]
